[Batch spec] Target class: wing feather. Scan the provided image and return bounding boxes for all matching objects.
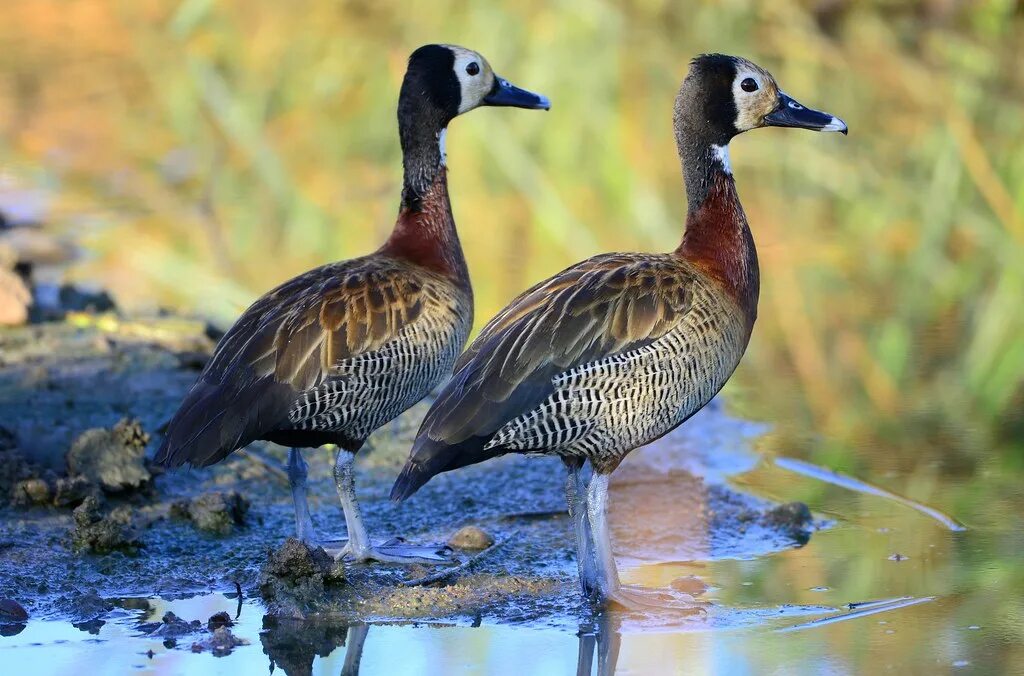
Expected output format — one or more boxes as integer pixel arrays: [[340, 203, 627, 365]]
[[155, 256, 432, 468], [391, 253, 696, 500]]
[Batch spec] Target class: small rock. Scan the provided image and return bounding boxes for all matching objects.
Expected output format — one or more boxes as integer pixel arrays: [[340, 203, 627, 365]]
[[149, 611, 202, 638], [447, 525, 495, 550], [0, 599, 28, 622], [72, 618, 105, 634], [10, 477, 51, 506], [764, 501, 814, 543], [66, 418, 151, 493], [0, 267, 30, 326], [53, 475, 97, 508], [207, 611, 233, 631], [170, 491, 249, 535], [71, 496, 141, 554]]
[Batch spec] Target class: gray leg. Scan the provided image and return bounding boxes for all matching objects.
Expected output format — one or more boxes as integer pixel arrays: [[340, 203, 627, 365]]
[[586, 471, 708, 612], [586, 472, 621, 603], [329, 447, 453, 565], [565, 458, 598, 600], [288, 448, 317, 544], [332, 448, 371, 559]]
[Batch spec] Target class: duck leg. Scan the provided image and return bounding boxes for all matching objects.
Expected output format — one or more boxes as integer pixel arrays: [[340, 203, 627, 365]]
[[564, 457, 598, 600], [287, 448, 318, 544], [585, 471, 704, 612], [327, 448, 454, 565]]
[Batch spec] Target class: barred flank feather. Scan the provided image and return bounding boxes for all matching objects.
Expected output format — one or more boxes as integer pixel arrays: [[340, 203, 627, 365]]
[[155, 254, 471, 468]]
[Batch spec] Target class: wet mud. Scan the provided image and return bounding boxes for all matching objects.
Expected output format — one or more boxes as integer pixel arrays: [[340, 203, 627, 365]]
[[0, 314, 824, 665]]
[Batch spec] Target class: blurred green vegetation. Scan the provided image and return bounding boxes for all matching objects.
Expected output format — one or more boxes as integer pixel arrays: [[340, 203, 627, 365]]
[[0, 0, 1021, 458], [1, 1, 1023, 670]]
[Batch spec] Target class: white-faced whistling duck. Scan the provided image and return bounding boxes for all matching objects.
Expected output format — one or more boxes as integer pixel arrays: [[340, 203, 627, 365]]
[[155, 44, 550, 565], [391, 54, 846, 605]]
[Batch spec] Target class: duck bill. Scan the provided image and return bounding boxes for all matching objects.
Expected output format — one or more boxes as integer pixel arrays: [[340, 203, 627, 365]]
[[764, 92, 847, 134], [483, 76, 551, 110]]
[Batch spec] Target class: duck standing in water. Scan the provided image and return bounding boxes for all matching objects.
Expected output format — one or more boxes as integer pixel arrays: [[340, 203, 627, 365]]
[[155, 44, 550, 564], [392, 54, 846, 604]]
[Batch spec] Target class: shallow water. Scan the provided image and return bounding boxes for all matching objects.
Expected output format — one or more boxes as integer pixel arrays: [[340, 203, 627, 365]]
[[2, 393, 1018, 674]]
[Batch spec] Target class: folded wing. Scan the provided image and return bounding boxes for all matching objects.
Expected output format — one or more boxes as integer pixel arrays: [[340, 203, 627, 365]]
[[392, 253, 695, 500]]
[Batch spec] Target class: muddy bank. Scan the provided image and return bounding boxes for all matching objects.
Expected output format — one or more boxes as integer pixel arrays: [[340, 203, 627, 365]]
[[0, 314, 820, 637]]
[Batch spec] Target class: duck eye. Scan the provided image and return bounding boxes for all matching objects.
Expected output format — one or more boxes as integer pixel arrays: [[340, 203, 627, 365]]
[[466, 62, 480, 76], [740, 77, 758, 93]]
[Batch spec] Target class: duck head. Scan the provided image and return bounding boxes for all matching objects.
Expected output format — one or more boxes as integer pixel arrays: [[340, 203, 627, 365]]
[[674, 54, 846, 209], [676, 54, 846, 146], [400, 44, 549, 126], [398, 44, 549, 205]]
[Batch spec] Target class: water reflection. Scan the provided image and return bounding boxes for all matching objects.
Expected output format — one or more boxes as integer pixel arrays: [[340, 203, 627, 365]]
[[261, 617, 367, 676]]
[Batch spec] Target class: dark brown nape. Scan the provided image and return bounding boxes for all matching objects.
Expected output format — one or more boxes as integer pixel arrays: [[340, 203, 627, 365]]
[[380, 170, 470, 285]]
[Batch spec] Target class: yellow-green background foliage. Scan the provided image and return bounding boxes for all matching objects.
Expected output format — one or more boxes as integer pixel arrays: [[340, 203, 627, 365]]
[[1, 0, 1022, 466]]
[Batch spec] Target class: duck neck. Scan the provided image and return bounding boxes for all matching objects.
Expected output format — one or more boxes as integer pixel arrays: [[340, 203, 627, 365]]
[[382, 147, 469, 285], [675, 137, 759, 322]]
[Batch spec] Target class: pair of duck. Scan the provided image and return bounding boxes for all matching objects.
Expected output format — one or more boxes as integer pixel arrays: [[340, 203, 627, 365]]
[[155, 44, 846, 609]]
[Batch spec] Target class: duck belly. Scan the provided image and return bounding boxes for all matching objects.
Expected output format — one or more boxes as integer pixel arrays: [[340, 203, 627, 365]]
[[490, 299, 749, 469]]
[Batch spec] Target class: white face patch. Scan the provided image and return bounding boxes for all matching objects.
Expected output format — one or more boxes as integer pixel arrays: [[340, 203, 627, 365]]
[[438, 127, 447, 166], [729, 61, 778, 132], [446, 46, 495, 114], [712, 144, 732, 174]]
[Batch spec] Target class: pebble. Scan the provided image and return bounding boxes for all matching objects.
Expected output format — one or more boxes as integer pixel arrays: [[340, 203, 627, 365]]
[[447, 525, 495, 550]]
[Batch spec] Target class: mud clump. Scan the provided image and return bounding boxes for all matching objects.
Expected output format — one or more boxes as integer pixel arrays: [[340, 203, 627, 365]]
[[0, 599, 28, 623], [65, 418, 151, 493], [259, 539, 345, 616], [207, 611, 233, 631], [447, 525, 495, 550], [764, 502, 814, 544], [191, 626, 249, 656], [0, 598, 28, 636], [53, 475, 97, 508], [71, 496, 142, 554], [142, 611, 203, 638], [0, 427, 41, 506], [170, 491, 249, 535], [10, 477, 51, 506]]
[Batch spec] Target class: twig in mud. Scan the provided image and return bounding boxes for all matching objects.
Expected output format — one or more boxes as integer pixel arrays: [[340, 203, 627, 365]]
[[400, 533, 517, 588], [498, 509, 566, 522], [233, 581, 243, 619]]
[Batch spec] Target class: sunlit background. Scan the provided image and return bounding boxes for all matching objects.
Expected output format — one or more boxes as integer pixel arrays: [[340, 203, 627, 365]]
[[1, 0, 1023, 673]]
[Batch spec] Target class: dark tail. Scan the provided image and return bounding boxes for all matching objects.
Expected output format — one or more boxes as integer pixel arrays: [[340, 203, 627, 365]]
[[390, 434, 504, 502], [154, 376, 291, 469]]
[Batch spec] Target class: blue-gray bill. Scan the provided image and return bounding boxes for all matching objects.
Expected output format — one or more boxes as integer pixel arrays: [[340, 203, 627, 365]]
[[764, 93, 847, 134], [484, 76, 551, 110]]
